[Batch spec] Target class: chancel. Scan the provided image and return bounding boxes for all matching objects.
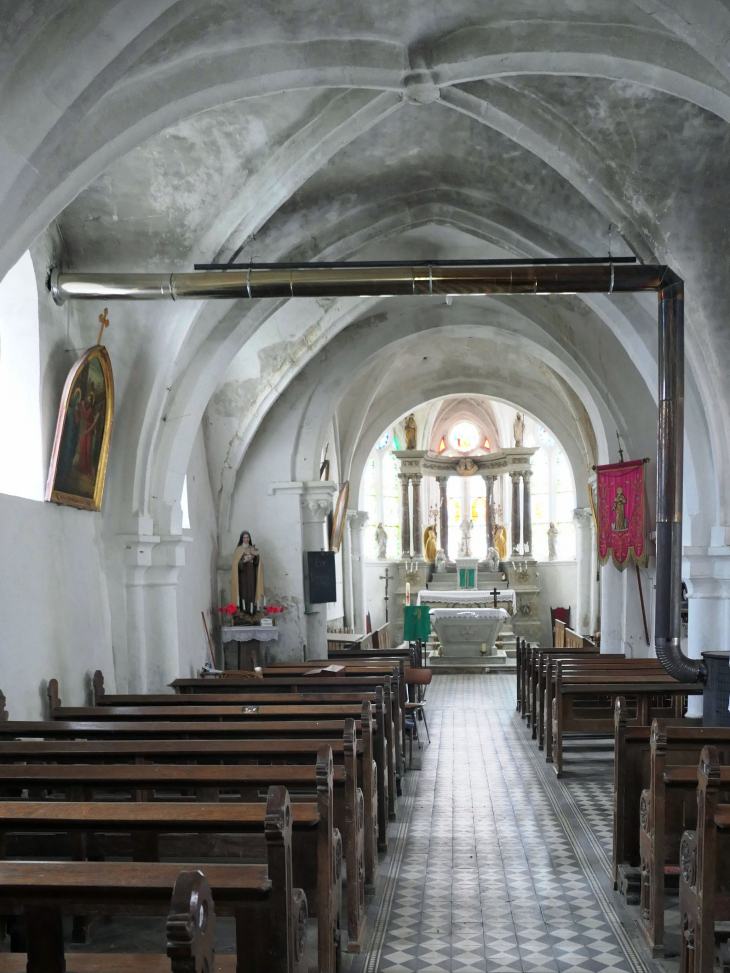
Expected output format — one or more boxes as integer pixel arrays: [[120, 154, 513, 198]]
[[1, 3, 730, 971]]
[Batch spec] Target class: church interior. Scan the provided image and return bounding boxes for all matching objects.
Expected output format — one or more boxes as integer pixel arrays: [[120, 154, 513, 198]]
[[1, 2, 730, 971]]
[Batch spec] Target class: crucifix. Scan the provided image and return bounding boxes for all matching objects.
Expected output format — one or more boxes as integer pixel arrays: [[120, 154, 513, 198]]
[[491, 587, 500, 608], [380, 567, 391, 623]]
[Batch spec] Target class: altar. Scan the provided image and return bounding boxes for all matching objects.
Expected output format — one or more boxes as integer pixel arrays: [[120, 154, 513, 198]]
[[429, 607, 509, 667], [417, 588, 516, 614], [221, 625, 279, 670]]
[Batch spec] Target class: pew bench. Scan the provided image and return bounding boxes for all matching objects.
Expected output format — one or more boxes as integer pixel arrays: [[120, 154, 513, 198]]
[[0, 869, 216, 973], [0, 748, 366, 954], [0, 733, 379, 886], [679, 747, 730, 973], [635, 726, 730, 956], [550, 664, 702, 777], [0, 786, 305, 973]]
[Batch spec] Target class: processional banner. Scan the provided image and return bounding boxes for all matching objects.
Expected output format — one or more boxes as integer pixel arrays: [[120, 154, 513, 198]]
[[596, 459, 647, 569]]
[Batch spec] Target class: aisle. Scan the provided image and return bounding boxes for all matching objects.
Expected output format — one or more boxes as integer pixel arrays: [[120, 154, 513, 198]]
[[354, 674, 669, 973]]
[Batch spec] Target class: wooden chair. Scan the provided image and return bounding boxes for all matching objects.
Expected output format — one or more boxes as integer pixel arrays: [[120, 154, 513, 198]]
[[404, 668, 432, 767]]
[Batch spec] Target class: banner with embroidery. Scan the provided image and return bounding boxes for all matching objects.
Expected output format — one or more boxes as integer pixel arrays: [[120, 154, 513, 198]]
[[597, 459, 647, 569]]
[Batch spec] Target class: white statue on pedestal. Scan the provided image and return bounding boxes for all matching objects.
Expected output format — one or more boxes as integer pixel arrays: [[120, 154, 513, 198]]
[[459, 518, 473, 557], [375, 522, 388, 559], [486, 546, 500, 572], [435, 548, 447, 572], [513, 412, 525, 447], [547, 522, 559, 560]]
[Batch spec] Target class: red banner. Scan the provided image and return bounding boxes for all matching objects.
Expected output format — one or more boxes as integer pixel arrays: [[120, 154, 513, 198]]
[[597, 459, 647, 569]]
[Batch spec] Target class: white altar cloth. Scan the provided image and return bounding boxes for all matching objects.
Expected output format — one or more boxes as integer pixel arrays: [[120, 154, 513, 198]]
[[221, 625, 280, 643], [417, 588, 516, 611], [429, 607, 509, 621]]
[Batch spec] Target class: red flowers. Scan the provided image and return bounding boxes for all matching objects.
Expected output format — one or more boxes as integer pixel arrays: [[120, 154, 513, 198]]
[[265, 605, 285, 615], [218, 603, 237, 616]]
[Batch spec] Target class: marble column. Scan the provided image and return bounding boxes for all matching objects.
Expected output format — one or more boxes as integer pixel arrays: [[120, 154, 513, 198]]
[[399, 474, 411, 557], [573, 507, 594, 635], [510, 471, 522, 555], [484, 475, 495, 551], [349, 511, 369, 633], [411, 474, 423, 556], [590, 510, 600, 636], [437, 476, 448, 555], [522, 470, 532, 557]]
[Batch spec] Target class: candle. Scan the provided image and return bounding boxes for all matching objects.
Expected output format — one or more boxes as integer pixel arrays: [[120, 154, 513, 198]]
[[405, 582, 411, 606]]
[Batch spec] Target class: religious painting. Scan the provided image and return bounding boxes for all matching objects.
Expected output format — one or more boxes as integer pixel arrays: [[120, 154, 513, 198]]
[[46, 345, 114, 511], [596, 459, 646, 569], [330, 481, 349, 553]]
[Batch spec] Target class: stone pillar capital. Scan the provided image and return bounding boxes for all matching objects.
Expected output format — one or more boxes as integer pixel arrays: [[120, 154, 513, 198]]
[[347, 509, 369, 531], [573, 506, 594, 527]]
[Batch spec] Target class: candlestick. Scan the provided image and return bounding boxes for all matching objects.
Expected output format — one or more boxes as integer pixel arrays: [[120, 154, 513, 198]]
[[405, 582, 411, 606]]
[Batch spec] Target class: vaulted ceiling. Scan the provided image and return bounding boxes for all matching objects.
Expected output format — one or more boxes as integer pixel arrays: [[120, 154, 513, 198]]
[[3, 0, 729, 540]]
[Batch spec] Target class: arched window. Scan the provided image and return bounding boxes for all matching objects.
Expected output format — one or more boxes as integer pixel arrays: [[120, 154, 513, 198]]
[[469, 476, 487, 560], [0, 252, 43, 500], [360, 442, 401, 559], [446, 477, 462, 560], [529, 440, 577, 560]]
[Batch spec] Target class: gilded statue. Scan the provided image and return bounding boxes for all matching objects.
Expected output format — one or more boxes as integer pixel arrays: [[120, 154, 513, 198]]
[[423, 524, 438, 562], [231, 530, 264, 613], [494, 523, 507, 561], [404, 413, 417, 450]]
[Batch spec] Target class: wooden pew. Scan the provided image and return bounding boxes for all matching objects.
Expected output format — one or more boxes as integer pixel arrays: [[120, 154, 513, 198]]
[[612, 698, 701, 894], [0, 754, 363, 957], [0, 732, 379, 888], [0, 786, 306, 973], [532, 647, 601, 750], [0, 707, 389, 863], [0, 869, 216, 973], [679, 746, 730, 973], [0, 775, 341, 971], [550, 660, 703, 776], [61, 678, 391, 837], [169, 671, 400, 817], [634, 724, 730, 956], [372, 623, 392, 649]]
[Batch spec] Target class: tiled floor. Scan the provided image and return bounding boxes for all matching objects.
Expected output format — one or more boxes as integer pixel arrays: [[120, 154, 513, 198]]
[[353, 673, 672, 973]]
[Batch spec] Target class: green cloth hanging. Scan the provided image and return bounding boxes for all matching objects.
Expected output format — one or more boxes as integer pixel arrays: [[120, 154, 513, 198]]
[[403, 605, 430, 642]]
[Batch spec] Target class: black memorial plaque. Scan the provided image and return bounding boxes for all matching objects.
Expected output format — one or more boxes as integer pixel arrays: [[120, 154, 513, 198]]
[[307, 550, 336, 604]]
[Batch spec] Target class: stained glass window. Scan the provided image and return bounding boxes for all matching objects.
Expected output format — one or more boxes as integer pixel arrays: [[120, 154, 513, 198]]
[[555, 450, 575, 559], [447, 476, 462, 560], [382, 451, 401, 558], [449, 420, 479, 453], [376, 431, 390, 450], [469, 475, 487, 560], [530, 449, 550, 560], [538, 426, 556, 447], [363, 456, 378, 558]]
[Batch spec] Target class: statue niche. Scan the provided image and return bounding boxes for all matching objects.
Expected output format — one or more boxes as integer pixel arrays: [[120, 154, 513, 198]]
[[231, 530, 264, 613]]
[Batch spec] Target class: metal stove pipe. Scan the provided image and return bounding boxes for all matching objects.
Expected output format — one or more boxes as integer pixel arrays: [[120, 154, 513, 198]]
[[655, 277, 705, 682]]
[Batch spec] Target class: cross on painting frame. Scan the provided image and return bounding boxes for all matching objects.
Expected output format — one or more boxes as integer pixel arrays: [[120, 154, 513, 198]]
[[45, 345, 115, 511]]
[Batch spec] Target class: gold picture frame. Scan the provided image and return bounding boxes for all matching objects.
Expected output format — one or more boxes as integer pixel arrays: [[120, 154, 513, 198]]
[[45, 345, 115, 511], [330, 481, 350, 552]]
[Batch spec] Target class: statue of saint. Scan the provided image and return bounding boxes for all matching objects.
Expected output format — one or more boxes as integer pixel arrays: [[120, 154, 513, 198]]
[[459, 518, 474, 557], [423, 524, 438, 562], [231, 530, 264, 614], [513, 412, 525, 447], [486, 547, 500, 572], [404, 413, 417, 450], [375, 522, 388, 559], [435, 548, 447, 572], [547, 522, 559, 560], [494, 523, 507, 561], [612, 487, 628, 531]]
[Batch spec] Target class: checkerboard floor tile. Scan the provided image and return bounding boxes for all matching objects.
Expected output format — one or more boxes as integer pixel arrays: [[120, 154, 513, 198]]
[[353, 674, 676, 973]]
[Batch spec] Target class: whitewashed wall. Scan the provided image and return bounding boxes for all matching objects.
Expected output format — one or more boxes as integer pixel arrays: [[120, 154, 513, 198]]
[[0, 493, 116, 718]]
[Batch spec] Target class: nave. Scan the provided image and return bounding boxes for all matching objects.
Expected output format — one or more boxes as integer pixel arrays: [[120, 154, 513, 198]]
[[355, 675, 668, 973]]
